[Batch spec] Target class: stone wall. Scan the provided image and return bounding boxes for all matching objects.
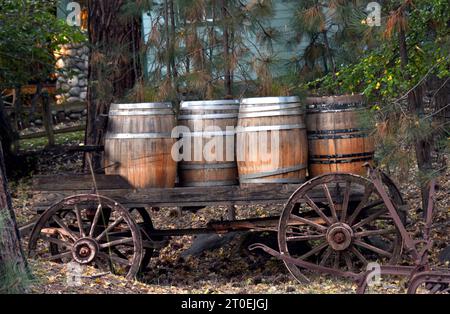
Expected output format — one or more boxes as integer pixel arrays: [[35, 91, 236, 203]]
[[55, 42, 89, 105]]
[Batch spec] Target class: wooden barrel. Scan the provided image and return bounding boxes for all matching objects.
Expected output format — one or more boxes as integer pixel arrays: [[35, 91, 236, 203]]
[[237, 96, 308, 185], [305, 95, 375, 177], [104, 103, 177, 189], [177, 99, 240, 187]]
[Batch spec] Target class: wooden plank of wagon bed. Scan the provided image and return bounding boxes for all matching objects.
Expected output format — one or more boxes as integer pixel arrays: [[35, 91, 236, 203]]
[[32, 174, 364, 211]]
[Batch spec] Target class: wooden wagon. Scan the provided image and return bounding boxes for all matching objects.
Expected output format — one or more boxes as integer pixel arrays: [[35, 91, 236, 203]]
[[27, 170, 407, 282]]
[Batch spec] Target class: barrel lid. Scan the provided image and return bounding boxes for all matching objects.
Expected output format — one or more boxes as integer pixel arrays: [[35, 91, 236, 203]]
[[110, 102, 173, 110], [240, 96, 300, 105], [181, 99, 240, 108]]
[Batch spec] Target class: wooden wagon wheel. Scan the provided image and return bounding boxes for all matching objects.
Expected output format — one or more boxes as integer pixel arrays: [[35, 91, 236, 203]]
[[129, 207, 168, 273], [1, 88, 16, 107], [28, 194, 143, 280], [278, 173, 404, 283]]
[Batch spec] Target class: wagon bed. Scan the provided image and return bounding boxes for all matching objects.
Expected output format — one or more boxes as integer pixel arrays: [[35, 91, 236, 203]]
[[31, 174, 363, 211]]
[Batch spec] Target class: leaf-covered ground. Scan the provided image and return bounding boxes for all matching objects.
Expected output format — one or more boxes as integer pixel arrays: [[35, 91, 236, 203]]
[[9, 137, 450, 294]]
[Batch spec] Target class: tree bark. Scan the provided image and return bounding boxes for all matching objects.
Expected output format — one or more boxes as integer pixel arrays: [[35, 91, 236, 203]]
[[0, 142, 28, 293], [322, 30, 336, 74], [398, 20, 432, 213], [0, 95, 18, 171], [86, 0, 143, 171], [221, 0, 232, 97]]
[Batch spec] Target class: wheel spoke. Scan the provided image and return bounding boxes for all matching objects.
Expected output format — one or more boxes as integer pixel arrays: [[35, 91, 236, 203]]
[[344, 252, 353, 271], [348, 185, 374, 225], [98, 252, 131, 266], [354, 228, 397, 238], [319, 247, 333, 266], [354, 239, 393, 258], [89, 204, 103, 238], [40, 235, 73, 248], [334, 251, 340, 269], [52, 216, 78, 241], [99, 237, 134, 249], [359, 200, 384, 212], [95, 216, 124, 241], [352, 209, 386, 230], [340, 181, 351, 222], [304, 194, 333, 226], [287, 234, 325, 241], [45, 251, 72, 261], [351, 247, 368, 265], [74, 205, 86, 238], [322, 184, 338, 222], [299, 241, 328, 260], [289, 214, 327, 232]]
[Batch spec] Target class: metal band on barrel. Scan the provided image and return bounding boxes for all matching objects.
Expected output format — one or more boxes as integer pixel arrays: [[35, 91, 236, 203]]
[[180, 180, 238, 187], [239, 164, 307, 180], [239, 103, 303, 113], [308, 131, 371, 140], [241, 96, 300, 105], [237, 123, 306, 133], [178, 113, 239, 120], [309, 152, 374, 159], [105, 132, 173, 139], [306, 103, 366, 113], [307, 128, 371, 135], [180, 106, 240, 111], [110, 103, 173, 110], [180, 130, 236, 137], [109, 109, 175, 116], [240, 178, 306, 184], [179, 163, 237, 170], [310, 157, 373, 165], [181, 100, 240, 107], [238, 109, 304, 119]]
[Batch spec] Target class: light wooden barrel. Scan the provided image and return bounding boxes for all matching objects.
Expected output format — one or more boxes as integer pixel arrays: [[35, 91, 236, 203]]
[[237, 96, 308, 185], [177, 99, 240, 187], [104, 103, 177, 189], [305, 95, 375, 177]]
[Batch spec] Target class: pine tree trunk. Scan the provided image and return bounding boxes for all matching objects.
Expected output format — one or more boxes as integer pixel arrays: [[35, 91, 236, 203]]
[[0, 95, 18, 170], [169, 0, 177, 79], [322, 30, 335, 74], [85, 0, 142, 171], [398, 24, 433, 212], [0, 142, 28, 293], [221, 0, 232, 97]]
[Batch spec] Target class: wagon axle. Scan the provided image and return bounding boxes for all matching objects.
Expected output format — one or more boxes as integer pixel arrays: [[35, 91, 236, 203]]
[[72, 238, 99, 264]]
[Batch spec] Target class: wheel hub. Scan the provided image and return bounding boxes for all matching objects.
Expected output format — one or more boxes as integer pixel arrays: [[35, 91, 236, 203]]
[[326, 223, 354, 251], [72, 238, 99, 264]]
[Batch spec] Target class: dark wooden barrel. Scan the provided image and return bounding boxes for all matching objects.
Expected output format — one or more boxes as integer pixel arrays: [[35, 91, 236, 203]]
[[104, 103, 177, 189], [177, 100, 240, 187], [237, 96, 308, 185], [305, 95, 375, 177]]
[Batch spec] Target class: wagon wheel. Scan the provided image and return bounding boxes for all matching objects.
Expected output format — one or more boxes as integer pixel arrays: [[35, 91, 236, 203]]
[[278, 173, 404, 283], [1, 88, 16, 107], [129, 207, 168, 273], [29, 194, 143, 280]]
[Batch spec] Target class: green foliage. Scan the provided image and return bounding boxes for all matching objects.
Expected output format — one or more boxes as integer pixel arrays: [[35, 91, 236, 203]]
[[305, 0, 450, 100], [0, 0, 86, 88]]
